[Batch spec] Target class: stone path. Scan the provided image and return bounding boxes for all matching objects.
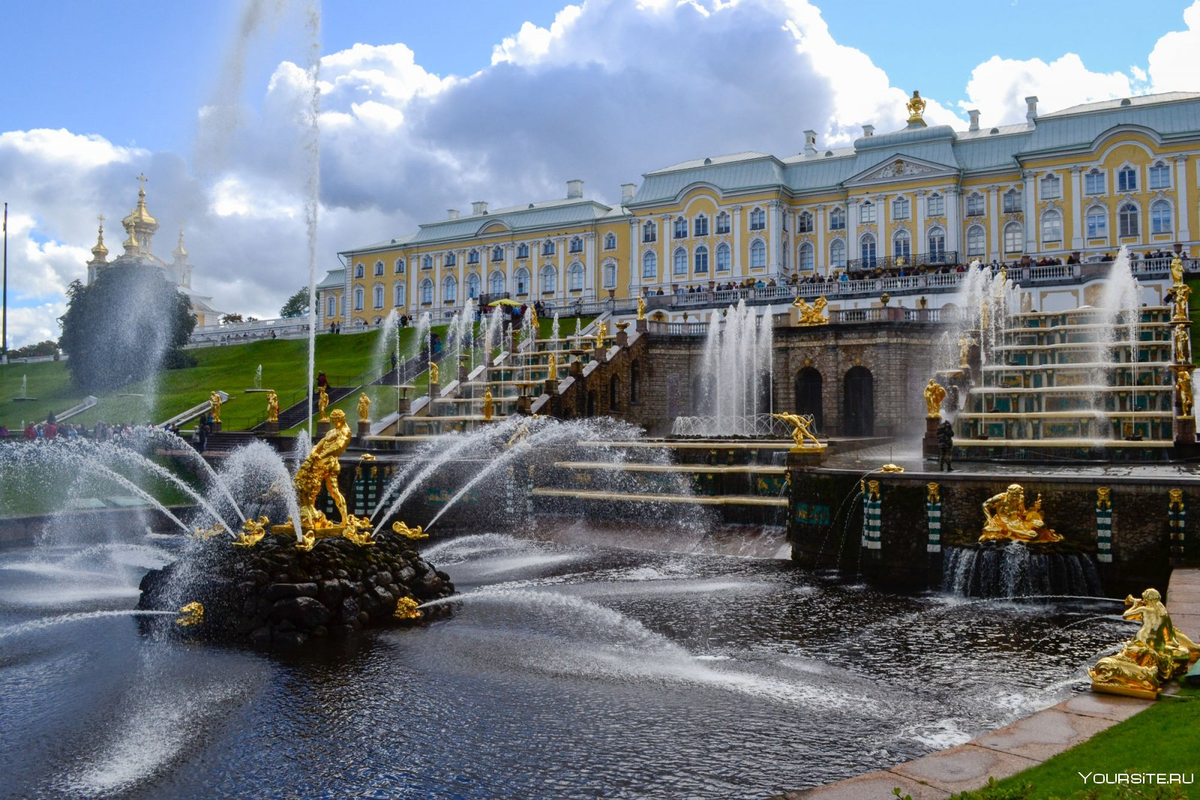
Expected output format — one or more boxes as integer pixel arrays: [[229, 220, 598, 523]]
[[772, 568, 1200, 800]]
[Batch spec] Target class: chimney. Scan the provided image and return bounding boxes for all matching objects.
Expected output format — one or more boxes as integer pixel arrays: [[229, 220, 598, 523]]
[[621, 183, 636, 204], [862, 124, 874, 137], [566, 179, 584, 199], [1025, 96, 1038, 124], [803, 130, 817, 156], [968, 109, 980, 131], [447, 209, 459, 220], [471, 201, 488, 215]]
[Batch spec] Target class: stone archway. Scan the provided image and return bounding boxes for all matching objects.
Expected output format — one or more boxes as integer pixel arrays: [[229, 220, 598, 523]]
[[795, 367, 823, 432], [843, 366, 874, 436]]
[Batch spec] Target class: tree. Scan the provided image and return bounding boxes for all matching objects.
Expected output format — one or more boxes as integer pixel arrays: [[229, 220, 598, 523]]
[[58, 264, 196, 392], [279, 287, 310, 318], [221, 313, 244, 324], [11, 340, 60, 359]]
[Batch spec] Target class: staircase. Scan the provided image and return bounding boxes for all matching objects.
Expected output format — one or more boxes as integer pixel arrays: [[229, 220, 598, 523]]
[[255, 386, 356, 432]]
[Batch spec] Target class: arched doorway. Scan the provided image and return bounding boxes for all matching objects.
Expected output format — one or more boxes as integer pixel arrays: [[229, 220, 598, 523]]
[[796, 367, 823, 432], [843, 366, 874, 436]]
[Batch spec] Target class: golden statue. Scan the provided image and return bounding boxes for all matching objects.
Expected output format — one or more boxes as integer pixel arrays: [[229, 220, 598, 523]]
[[924, 378, 947, 418], [594, 320, 608, 348], [391, 520, 428, 540], [1174, 324, 1192, 365], [232, 516, 269, 547], [209, 391, 222, 423], [979, 484, 1063, 543], [637, 296, 647, 321], [357, 392, 371, 423], [772, 412, 824, 451], [394, 596, 422, 620], [266, 390, 280, 423], [1177, 369, 1195, 417], [793, 296, 829, 325], [529, 305, 539, 333], [188, 522, 226, 540], [294, 409, 353, 531], [880, 463, 905, 473], [1171, 254, 1185, 286], [927, 482, 940, 504], [482, 387, 494, 421], [1097, 486, 1111, 510], [547, 353, 558, 381], [1170, 488, 1184, 512], [905, 90, 926, 124], [860, 479, 880, 500], [1173, 283, 1191, 323], [317, 385, 329, 421], [176, 602, 204, 627], [507, 421, 531, 448], [1089, 588, 1200, 698], [429, 362, 439, 385], [958, 335, 975, 369]]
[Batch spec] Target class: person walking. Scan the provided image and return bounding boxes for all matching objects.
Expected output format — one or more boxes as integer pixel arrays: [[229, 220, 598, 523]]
[[937, 419, 954, 472]]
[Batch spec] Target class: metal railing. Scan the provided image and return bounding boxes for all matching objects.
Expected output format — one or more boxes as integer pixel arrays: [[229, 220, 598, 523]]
[[847, 250, 960, 271]]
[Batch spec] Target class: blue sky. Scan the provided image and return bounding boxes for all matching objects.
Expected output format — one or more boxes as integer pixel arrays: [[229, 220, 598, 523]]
[[2, 0, 1198, 349]]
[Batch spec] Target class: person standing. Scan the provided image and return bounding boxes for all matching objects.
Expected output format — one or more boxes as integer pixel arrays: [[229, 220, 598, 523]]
[[937, 420, 954, 472]]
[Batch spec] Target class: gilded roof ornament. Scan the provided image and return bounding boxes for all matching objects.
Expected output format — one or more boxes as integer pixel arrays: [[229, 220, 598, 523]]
[[90, 214, 109, 261], [906, 90, 927, 126]]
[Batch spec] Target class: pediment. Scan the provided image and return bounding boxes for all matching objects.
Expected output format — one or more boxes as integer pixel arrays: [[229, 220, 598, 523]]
[[478, 221, 510, 235], [846, 155, 957, 187]]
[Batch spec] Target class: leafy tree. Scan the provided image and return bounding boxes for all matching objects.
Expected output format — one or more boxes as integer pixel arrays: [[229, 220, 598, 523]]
[[221, 313, 244, 324], [11, 339, 60, 359], [58, 264, 196, 392], [279, 287, 310, 318]]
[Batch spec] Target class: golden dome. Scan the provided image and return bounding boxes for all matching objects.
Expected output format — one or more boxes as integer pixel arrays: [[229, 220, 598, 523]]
[[123, 186, 159, 230], [90, 219, 109, 261], [172, 227, 188, 260]]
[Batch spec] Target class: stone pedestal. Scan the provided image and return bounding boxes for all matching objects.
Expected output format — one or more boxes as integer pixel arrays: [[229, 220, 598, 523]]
[[923, 416, 940, 459], [357, 421, 371, 439], [429, 382, 439, 399], [316, 420, 330, 437], [544, 379, 558, 396], [516, 395, 532, 415], [212, 421, 222, 433], [264, 421, 279, 435], [616, 330, 629, 347], [511, 332, 521, 354], [593, 346, 607, 364], [636, 319, 648, 333], [397, 398, 411, 414], [785, 447, 827, 468], [458, 364, 469, 383], [570, 359, 583, 377]]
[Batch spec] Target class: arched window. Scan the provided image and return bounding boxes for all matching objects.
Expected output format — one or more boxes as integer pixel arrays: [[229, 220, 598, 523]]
[[715, 211, 730, 234], [540, 264, 557, 293], [1003, 222, 1023, 254], [467, 272, 480, 299], [515, 268, 530, 295], [603, 260, 617, 288], [1039, 174, 1060, 200], [1149, 161, 1171, 190], [422, 255, 433, 270], [695, 245, 709, 274], [353, 287, 364, 310], [892, 197, 910, 220], [642, 251, 658, 280], [859, 233, 877, 267], [1041, 209, 1063, 243], [927, 227, 946, 261], [798, 211, 814, 233], [749, 207, 766, 230], [517, 243, 529, 259], [716, 243, 731, 272], [569, 237, 583, 253], [354, 263, 365, 279], [694, 214, 709, 237], [966, 193, 984, 217], [420, 279, 433, 304], [892, 229, 911, 260], [926, 193, 944, 217], [542, 240, 556, 256], [1119, 203, 1139, 237], [327, 296, 337, 318], [395, 257, 405, 274], [442, 274, 458, 304], [674, 217, 688, 239], [750, 239, 767, 269], [374, 261, 384, 276], [1085, 168, 1105, 195], [489, 271, 505, 295], [966, 225, 985, 257], [466, 249, 478, 265], [1151, 201, 1173, 235], [446, 252, 457, 267], [782, 244, 789, 271], [673, 247, 688, 276], [374, 284, 384, 308], [859, 201, 876, 224], [830, 239, 846, 269], [491, 246, 504, 262], [1118, 166, 1138, 193], [568, 262, 584, 291], [604, 232, 617, 250], [829, 207, 846, 230], [1086, 206, 1107, 238], [642, 220, 657, 243], [393, 282, 405, 307], [1003, 187, 1022, 213], [798, 242, 814, 271]]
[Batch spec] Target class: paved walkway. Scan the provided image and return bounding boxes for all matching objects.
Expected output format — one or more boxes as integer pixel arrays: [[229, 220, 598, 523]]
[[773, 569, 1200, 800]]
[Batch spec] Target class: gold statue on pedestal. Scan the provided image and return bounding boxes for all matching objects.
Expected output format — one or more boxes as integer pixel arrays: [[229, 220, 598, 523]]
[[317, 385, 329, 421], [594, 321, 608, 348], [293, 409, 355, 534], [266, 390, 280, 423], [924, 378, 947, 418], [772, 412, 824, 451], [232, 516, 269, 547], [1172, 284, 1191, 323], [1171, 254, 1185, 286], [482, 387, 494, 421], [357, 392, 371, 423], [547, 353, 558, 381], [1176, 368, 1194, 417], [793, 295, 829, 325], [209, 391, 222, 423], [1089, 588, 1200, 699], [979, 484, 1063, 543], [429, 362, 439, 385], [958, 335, 975, 369], [905, 90, 926, 124], [1174, 324, 1192, 365], [637, 296, 646, 321]]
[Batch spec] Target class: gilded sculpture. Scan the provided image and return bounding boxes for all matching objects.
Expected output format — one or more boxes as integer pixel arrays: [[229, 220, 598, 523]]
[[391, 520, 428, 540], [317, 385, 330, 421], [482, 387, 494, 421], [1089, 588, 1200, 698], [958, 335, 975, 369], [793, 295, 829, 326], [429, 362, 439, 385], [209, 391, 222, 423], [772, 412, 824, 451], [637, 296, 646, 321], [860, 479, 880, 500], [594, 321, 608, 348], [924, 378, 947, 418], [393, 596, 422, 620], [906, 90, 926, 124], [293, 409, 355, 533], [232, 516, 269, 547], [357, 392, 371, 423], [979, 483, 1063, 543], [176, 602, 205, 627], [266, 390, 280, 423], [547, 352, 558, 382], [1171, 254, 1185, 286], [1177, 368, 1194, 417], [927, 482, 940, 504], [1173, 324, 1192, 365], [1097, 486, 1111, 510], [1172, 284, 1191, 323], [1170, 488, 1184, 512]]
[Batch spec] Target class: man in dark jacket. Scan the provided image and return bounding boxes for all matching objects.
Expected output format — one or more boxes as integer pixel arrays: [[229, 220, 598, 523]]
[[936, 420, 954, 472]]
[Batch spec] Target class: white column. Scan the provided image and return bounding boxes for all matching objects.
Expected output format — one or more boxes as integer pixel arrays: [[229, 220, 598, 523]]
[[660, 214, 671, 288], [946, 188, 960, 257], [847, 199, 858, 267], [629, 219, 640, 294], [1070, 167, 1083, 249], [914, 191, 926, 259], [1177, 156, 1191, 242], [1022, 171, 1037, 254], [815, 205, 826, 275], [768, 200, 782, 273], [988, 186, 1000, 260], [505, 245, 514, 294], [584, 232, 596, 297], [557, 238, 565, 300], [732, 206, 743, 277]]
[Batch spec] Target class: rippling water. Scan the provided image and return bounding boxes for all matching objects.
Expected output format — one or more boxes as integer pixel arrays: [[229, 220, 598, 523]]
[[0, 523, 1129, 799]]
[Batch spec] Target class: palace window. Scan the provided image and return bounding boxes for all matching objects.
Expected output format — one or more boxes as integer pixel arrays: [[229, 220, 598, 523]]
[[603, 261, 617, 288], [1149, 161, 1171, 190], [830, 239, 846, 269], [893, 229, 911, 260], [355, 263, 365, 279], [467, 272, 480, 299], [643, 221, 658, 243], [892, 197, 910, 221], [966, 193, 984, 217], [1118, 166, 1137, 193], [859, 234, 877, 268], [966, 225, 985, 257], [1039, 175, 1060, 201], [829, 207, 846, 230], [568, 262, 584, 291], [373, 285, 384, 309], [859, 201, 876, 224], [539, 265, 557, 293], [466, 250, 478, 265], [1085, 169, 1106, 195], [749, 207, 766, 230], [517, 243, 530, 259], [1119, 203, 1139, 237], [422, 255, 433, 270], [695, 245, 709, 274], [750, 239, 767, 269], [327, 296, 337, 318], [604, 232, 617, 250], [674, 217, 688, 239], [1003, 222, 1023, 254], [395, 258, 405, 275], [492, 246, 504, 262], [928, 227, 946, 261], [569, 237, 583, 253], [442, 274, 458, 304], [394, 283, 405, 307], [1086, 207, 1107, 238], [1041, 209, 1062, 243], [515, 268, 530, 295], [1004, 187, 1023, 213], [420, 280, 432, 304], [716, 243, 731, 272], [1151, 201, 1173, 235], [354, 287, 364, 310], [694, 214, 709, 237], [798, 242, 814, 271], [642, 251, 658, 280], [673, 247, 688, 276], [542, 240, 556, 256], [489, 272, 505, 295], [374, 261, 384, 277], [927, 193, 944, 217], [798, 211, 814, 233], [446, 252, 457, 267], [715, 211, 730, 235]]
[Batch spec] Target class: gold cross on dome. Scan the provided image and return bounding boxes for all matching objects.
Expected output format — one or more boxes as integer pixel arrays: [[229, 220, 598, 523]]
[[97, 214, 105, 226], [136, 173, 148, 188]]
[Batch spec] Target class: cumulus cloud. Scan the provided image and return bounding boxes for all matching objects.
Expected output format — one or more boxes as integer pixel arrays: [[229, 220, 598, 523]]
[[961, 54, 1134, 127], [1148, 0, 1200, 93]]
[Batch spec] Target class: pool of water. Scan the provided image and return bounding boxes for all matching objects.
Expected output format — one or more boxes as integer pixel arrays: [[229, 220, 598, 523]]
[[0, 523, 1130, 799]]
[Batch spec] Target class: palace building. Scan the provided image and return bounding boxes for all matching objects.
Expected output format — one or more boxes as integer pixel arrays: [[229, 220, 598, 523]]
[[85, 178, 223, 326], [327, 91, 1200, 329]]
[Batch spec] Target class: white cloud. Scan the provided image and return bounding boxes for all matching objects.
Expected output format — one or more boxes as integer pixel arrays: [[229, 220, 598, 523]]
[[1148, 0, 1200, 93], [961, 53, 1133, 127]]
